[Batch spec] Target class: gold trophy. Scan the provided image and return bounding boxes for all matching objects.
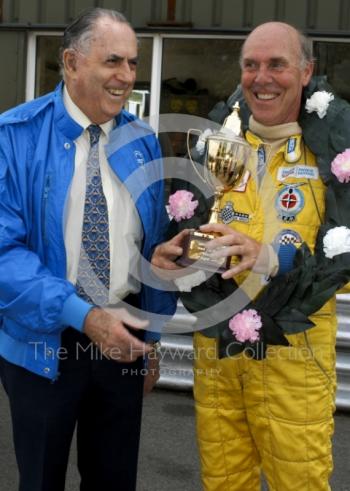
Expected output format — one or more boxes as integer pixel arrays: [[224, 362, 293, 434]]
[[177, 103, 252, 272]]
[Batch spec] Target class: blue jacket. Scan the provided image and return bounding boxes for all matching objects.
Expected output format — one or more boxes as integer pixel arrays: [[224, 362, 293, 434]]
[[0, 83, 176, 379]]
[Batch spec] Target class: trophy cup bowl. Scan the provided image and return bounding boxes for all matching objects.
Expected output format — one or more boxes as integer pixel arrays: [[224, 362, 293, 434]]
[[205, 132, 250, 192], [177, 130, 252, 272]]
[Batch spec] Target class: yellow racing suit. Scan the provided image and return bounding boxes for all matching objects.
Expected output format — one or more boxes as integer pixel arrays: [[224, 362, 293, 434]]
[[194, 128, 338, 491]]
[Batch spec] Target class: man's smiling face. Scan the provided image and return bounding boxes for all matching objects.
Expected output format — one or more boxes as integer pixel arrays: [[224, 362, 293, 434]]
[[64, 18, 138, 124], [241, 23, 313, 126]]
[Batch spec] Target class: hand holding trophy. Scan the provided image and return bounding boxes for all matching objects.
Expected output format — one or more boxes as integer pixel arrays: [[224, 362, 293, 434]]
[[177, 103, 252, 272]]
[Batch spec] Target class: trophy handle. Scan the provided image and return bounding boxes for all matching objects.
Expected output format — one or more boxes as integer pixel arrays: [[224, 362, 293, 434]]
[[186, 128, 207, 184]]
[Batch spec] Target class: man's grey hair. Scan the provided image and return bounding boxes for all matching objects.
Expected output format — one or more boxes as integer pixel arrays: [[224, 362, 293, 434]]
[[298, 31, 315, 68], [59, 7, 133, 70]]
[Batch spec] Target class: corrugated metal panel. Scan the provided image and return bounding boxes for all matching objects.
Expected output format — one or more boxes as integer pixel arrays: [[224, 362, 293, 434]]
[[336, 295, 350, 349], [157, 302, 196, 390], [149, 0, 164, 24], [159, 298, 350, 411], [251, 0, 278, 27], [39, 0, 66, 25], [190, 0, 215, 28], [306, 0, 318, 29], [2, 0, 125, 24], [2, 0, 19, 23], [284, 0, 309, 29], [339, 0, 350, 30], [130, 0, 154, 29], [315, 0, 341, 31], [0, 30, 26, 112], [1, 0, 350, 31], [222, 0, 248, 29], [15, 0, 39, 24], [157, 334, 194, 390], [335, 295, 350, 410]]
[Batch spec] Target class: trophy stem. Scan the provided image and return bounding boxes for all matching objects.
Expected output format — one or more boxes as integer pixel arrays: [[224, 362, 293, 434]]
[[208, 189, 224, 224], [176, 185, 230, 271]]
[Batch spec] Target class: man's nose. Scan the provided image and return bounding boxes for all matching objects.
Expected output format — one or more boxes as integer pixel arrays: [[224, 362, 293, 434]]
[[116, 60, 135, 83], [254, 65, 272, 83]]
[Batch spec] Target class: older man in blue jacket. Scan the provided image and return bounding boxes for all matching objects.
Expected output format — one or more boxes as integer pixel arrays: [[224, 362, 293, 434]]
[[0, 7, 176, 491]]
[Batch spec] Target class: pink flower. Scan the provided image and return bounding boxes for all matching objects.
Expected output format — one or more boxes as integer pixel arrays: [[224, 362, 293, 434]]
[[229, 309, 262, 343], [331, 149, 350, 183], [168, 190, 199, 222]]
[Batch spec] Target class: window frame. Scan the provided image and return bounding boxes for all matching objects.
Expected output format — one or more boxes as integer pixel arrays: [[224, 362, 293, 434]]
[[26, 31, 350, 134], [26, 31, 245, 133]]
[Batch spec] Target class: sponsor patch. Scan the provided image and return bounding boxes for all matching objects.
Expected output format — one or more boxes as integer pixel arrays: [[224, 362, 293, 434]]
[[284, 136, 302, 163], [274, 229, 302, 246], [258, 145, 266, 164], [275, 183, 305, 222], [277, 165, 319, 181], [220, 201, 250, 224], [256, 144, 267, 184]]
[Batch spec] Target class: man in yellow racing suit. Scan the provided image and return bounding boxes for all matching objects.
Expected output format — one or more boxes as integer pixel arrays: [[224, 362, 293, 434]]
[[193, 126, 336, 490], [152, 21, 350, 490]]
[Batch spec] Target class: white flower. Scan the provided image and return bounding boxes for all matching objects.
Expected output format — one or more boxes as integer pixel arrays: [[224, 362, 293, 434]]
[[195, 129, 213, 155], [305, 90, 334, 119], [323, 226, 350, 259], [174, 270, 207, 292]]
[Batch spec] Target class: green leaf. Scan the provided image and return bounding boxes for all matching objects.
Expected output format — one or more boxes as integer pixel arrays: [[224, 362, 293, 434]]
[[260, 311, 290, 345], [275, 308, 315, 334]]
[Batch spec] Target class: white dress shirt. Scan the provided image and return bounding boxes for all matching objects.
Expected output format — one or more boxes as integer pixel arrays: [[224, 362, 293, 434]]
[[63, 87, 142, 303]]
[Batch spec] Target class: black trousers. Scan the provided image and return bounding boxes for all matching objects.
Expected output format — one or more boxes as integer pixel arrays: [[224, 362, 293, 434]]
[[0, 311, 145, 491]]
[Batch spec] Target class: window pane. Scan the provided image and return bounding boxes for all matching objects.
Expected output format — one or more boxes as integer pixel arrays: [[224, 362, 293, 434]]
[[35, 36, 61, 96], [124, 37, 153, 118], [314, 42, 350, 102], [35, 35, 153, 119], [160, 38, 243, 156]]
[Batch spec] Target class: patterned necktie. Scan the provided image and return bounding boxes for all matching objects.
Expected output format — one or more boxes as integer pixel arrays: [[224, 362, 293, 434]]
[[76, 124, 110, 306]]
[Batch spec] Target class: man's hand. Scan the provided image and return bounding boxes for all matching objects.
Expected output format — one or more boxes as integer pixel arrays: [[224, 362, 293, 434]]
[[83, 307, 151, 362], [200, 223, 263, 279], [143, 353, 160, 395], [151, 229, 191, 279]]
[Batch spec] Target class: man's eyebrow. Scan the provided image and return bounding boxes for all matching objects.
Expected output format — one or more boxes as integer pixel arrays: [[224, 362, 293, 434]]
[[269, 57, 288, 63], [242, 56, 288, 65], [106, 53, 139, 63]]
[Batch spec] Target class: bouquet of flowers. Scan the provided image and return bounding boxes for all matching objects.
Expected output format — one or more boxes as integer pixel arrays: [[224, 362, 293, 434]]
[[171, 77, 350, 360], [220, 239, 350, 359], [219, 79, 350, 359]]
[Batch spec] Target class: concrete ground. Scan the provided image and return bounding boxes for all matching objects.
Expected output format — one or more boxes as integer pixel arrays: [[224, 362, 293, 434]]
[[0, 387, 349, 490]]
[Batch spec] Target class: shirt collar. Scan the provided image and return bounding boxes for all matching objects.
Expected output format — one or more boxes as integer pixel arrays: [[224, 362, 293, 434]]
[[63, 85, 114, 137], [249, 116, 302, 140]]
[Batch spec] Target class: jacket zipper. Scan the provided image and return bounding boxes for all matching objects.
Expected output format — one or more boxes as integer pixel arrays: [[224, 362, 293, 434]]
[[42, 174, 51, 245]]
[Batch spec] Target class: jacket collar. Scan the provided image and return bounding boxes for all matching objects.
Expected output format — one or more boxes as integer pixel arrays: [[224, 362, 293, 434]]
[[53, 82, 84, 141], [53, 81, 122, 141]]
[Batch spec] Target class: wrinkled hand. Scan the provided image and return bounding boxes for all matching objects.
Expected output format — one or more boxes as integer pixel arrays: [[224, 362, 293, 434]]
[[200, 223, 263, 279], [143, 354, 160, 395], [83, 307, 151, 362], [151, 229, 191, 279]]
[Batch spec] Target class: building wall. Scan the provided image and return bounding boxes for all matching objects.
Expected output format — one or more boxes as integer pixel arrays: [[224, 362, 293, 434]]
[[2, 0, 350, 31], [0, 30, 26, 112], [0, 0, 349, 112]]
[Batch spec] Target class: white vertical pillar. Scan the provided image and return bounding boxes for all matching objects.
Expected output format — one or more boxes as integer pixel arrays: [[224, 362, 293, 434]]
[[149, 34, 163, 134], [25, 32, 37, 101]]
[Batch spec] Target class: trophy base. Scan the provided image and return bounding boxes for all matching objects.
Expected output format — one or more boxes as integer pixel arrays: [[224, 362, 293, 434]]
[[176, 230, 231, 273]]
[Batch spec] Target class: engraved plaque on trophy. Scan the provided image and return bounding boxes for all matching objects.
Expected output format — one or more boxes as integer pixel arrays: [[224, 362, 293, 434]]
[[177, 103, 252, 272]]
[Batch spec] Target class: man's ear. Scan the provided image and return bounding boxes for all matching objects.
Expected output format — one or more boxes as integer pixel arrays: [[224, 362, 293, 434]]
[[302, 61, 314, 87], [63, 49, 78, 77]]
